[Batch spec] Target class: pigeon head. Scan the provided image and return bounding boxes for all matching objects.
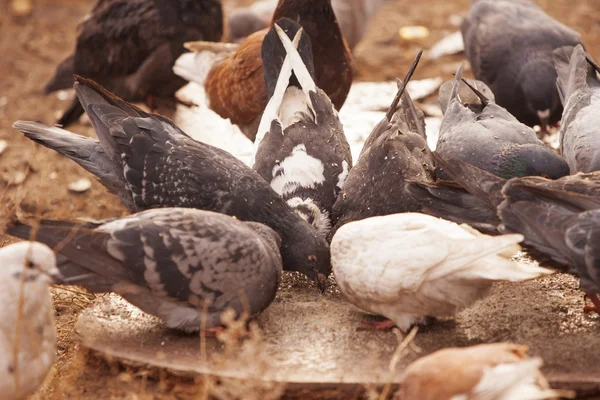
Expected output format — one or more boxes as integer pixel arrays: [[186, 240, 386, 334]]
[[496, 144, 570, 179], [280, 216, 331, 291], [520, 62, 562, 129], [1, 242, 60, 309]]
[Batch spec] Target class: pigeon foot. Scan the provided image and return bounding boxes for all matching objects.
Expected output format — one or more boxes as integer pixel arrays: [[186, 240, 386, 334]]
[[583, 293, 600, 314]]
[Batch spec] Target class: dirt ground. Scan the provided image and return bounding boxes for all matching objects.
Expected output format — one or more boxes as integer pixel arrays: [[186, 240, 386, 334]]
[[1, 0, 600, 398]]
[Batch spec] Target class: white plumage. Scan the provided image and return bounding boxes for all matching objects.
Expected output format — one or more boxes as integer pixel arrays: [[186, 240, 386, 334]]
[[331, 213, 554, 331], [0, 242, 58, 400]]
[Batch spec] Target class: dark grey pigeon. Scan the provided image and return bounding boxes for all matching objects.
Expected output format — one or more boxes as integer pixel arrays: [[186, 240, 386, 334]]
[[330, 51, 434, 236], [498, 175, 600, 313], [554, 44, 600, 173], [45, 0, 224, 128], [253, 19, 352, 238], [428, 155, 600, 312], [13, 77, 330, 290], [7, 208, 283, 332], [462, 0, 582, 130], [438, 78, 495, 115], [435, 63, 570, 180]]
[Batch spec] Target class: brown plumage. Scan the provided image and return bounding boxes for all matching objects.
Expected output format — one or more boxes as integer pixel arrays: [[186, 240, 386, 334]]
[[397, 343, 567, 400], [205, 0, 353, 141]]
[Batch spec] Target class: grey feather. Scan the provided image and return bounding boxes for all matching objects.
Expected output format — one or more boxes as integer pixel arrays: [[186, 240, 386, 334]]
[[436, 64, 569, 180], [7, 209, 283, 331], [462, 0, 582, 128]]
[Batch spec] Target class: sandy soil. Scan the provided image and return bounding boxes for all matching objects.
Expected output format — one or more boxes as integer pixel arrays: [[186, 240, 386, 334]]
[[1, 0, 599, 398]]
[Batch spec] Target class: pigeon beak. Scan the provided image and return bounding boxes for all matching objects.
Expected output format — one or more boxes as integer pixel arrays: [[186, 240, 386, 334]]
[[47, 269, 65, 284], [537, 109, 550, 133], [314, 270, 328, 293]]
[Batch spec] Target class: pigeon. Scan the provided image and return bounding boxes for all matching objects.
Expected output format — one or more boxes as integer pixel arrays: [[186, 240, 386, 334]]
[[397, 343, 571, 400], [437, 77, 495, 115], [7, 209, 283, 332], [330, 213, 553, 331], [554, 44, 600, 173], [13, 77, 331, 289], [461, 0, 583, 130], [0, 242, 60, 400], [435, 64, 570, 180], [253, 19, 352, 237], [498, 175, 600, 313], [330, 51, 434, 235], [226, 0, 388, 50], [44, 0, 224, 128], [173, 0, 353, 141], [430, 156, 600, 313]]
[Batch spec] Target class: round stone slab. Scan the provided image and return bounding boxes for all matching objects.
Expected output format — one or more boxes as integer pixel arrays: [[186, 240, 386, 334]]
[[76, 273, 600, 397]]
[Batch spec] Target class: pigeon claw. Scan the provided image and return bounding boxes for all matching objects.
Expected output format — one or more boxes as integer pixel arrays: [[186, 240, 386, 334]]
[[359, 318, 397, 331], [583, 293, 600, 315]]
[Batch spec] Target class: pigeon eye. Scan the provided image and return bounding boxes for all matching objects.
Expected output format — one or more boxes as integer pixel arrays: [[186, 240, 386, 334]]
[[308, 255, 317, 263], [25, 260, 35, 269], [541, 173, 549, 179]]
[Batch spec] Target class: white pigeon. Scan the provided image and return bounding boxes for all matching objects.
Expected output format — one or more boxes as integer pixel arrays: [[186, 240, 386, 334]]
[[0, 242, 59, 400], [397, 343, 573, 400], [331, 213, 554, 331]]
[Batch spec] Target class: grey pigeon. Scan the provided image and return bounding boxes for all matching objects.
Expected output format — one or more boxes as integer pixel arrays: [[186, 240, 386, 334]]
[[8, 209, 283, 332], [462, 0, 583, 130], [436, 64, 570, 180], [438, 78, 495, 115], [330, 51, 434, 235], [498, 176, 600, 313], [13, 77, 330, 289], [430, 156, 600, 313], [45, 0, 224, 128], [0, 242, 59, 400], [253, 19, 352, 237], [554, 44, 600, 173]]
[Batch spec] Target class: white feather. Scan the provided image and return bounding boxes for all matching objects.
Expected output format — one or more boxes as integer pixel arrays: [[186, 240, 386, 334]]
[[254, 28, 303, 158], [274, 23, 317, 95], [270, 144, 326, 196], [0, 242, 57, 400], [465, 358, 566, 400], [331, 213, 554, 331]]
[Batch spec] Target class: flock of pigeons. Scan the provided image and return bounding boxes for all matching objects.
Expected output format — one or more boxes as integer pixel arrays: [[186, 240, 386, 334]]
[[2, 0, 599, 398]]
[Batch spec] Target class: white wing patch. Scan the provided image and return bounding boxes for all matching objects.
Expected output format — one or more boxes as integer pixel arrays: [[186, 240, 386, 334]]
[[336, 160, 350, 190], [270, 144, 326, 196]]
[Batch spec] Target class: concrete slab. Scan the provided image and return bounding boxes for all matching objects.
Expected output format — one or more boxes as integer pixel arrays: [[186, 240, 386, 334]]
[[76, 272, 600, 398]]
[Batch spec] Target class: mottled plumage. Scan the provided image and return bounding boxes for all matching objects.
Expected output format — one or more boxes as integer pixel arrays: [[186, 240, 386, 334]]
[[554, 45, 600, 173], [462, 0, 582, 129], [14, 77, 331, 287], [45, 0, 224, 127], [398, 343, 567, 400], [8, 209, 282, 332], [331, 51, 433, 235], [0, 242, 59, 400], [253, 19, 352, 237], [176, 0, 353, 141], [436, 64, 569, 180], [331, 213, 552, 331]]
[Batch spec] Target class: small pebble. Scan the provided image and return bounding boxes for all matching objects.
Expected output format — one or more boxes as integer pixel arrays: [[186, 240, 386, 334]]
[[0, 140, 7, 155], [399, 26, 430, 40], [68, 178, 92, 193]]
